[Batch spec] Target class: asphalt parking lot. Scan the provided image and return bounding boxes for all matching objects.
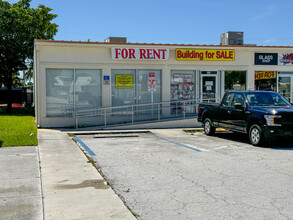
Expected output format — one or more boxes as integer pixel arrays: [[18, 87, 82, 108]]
[[77, 129, 293, 220]]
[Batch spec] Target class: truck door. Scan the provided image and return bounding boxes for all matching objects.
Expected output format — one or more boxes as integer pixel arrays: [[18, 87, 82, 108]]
[[228, 94, 247, 132], [217, 93, 233, 128]]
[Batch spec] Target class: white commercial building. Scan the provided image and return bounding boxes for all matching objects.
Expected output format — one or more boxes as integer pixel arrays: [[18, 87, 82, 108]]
[[34, 38, 293, 128]]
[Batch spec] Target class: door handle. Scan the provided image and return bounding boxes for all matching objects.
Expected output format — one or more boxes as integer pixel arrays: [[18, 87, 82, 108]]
[[227, 110, 231, 114]]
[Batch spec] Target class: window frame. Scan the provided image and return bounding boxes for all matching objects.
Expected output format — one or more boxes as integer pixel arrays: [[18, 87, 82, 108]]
[[46, 68, 102, 117], [221, 93, 234, 107]]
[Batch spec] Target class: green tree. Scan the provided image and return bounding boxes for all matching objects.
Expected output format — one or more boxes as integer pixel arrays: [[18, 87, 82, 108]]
[[12, 72, 25, 88], [0, 0, 58, 112]]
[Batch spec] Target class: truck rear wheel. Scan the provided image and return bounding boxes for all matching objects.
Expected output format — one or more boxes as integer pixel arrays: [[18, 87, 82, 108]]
[[249, 124, 264, 146], [204, 118, 215, 136]]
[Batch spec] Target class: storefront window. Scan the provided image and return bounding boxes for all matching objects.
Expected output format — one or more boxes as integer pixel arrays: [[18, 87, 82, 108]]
[[225, 71, 246, 91], [46, 69, 101, 117], [278, 77, 290, 99], [111, 69, 136, 106], [170, 70, 196, 114], [46, 69, 74, 117], [111, 69, 161, 107], [255, 71, 276, 91], [75, 69, 101, 109], [278, 72, 293, 102], [137, 70, 161, 104], [170, 70, 196, 101]]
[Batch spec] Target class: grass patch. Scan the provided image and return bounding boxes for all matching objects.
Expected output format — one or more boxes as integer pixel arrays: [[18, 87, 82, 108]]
[[0, 115, 38, 147], [68, 133, 75, 137]]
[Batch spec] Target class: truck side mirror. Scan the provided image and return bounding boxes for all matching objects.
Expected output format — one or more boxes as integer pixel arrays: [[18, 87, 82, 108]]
[[234, 103, 244, 110]]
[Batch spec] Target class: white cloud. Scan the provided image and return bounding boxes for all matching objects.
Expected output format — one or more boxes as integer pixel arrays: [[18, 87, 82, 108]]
[[264, 38, 277, 44], [252, 4, 277, 21], [253, 14, 265, 21]]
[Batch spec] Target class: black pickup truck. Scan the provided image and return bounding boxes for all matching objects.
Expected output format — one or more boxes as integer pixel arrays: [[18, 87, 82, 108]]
[[197, 90, 293, 146]]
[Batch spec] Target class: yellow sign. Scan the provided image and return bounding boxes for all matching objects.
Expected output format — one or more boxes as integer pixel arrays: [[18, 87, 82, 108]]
[[116, 75, 133, 88], [176, 49, 235, 61], [255, 71, 276, 80]]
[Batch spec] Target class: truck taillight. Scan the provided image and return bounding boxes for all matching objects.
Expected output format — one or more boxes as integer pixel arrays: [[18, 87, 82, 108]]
[[197, 106, 200, 115]]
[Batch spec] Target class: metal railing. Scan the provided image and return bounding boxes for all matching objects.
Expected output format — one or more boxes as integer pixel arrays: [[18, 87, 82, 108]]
[[73, 97, 220, 129]]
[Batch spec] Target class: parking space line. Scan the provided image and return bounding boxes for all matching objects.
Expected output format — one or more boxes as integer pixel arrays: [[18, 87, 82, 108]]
[[75, 136, 96, 156], [149, 133, 202, 152], [208, 146, 230, 151]]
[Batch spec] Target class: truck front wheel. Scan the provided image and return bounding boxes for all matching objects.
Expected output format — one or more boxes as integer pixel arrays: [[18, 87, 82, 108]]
[[249, 124, 264, 146], [204, 118, 215, 136]]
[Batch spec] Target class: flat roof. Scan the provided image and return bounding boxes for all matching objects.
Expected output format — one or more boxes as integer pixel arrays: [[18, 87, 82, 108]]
[[34, 39, 293, 49]]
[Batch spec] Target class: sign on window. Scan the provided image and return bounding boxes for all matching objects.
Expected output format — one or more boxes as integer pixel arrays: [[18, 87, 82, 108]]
[[116, 75, 133, 88]]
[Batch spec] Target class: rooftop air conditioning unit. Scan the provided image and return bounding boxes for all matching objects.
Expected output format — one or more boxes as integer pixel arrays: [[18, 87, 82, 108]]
[[220, 32, 243, 45], [104, 37, 127, 43]]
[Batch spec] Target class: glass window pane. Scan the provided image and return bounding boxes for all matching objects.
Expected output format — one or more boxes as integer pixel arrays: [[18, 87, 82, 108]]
[[202, 76, 216, 99], [75, 69, 101, 110], [137, 70, 161, 104], [46, 69, 74, 117], [225, 71, 246, 91], [222, 93, 233, 107], [232, 94, 245, 107], [170, 70, 196, 101], [111, 69, 136, 106], [278, 76, 291, 101]]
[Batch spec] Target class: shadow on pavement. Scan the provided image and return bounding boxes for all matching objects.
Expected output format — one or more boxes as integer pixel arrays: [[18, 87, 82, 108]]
[[213, 131, 293, 150], [214, 131, 249, 144]]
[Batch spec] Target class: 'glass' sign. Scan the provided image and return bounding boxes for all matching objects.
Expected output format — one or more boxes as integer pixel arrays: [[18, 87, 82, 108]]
[[254, 53, 278, 65]]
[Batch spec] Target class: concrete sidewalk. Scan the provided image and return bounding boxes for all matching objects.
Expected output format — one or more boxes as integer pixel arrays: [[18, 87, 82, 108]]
[[0, 129, 136, 220], [0, 146, 43, 220], [38, 129, 136, 220]]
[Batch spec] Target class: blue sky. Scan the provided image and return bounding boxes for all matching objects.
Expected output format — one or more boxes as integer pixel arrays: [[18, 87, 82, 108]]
[[7, 0, 293, 46]]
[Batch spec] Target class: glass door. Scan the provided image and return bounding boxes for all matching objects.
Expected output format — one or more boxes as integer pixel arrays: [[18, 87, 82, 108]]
[[111, 69, 136, 106], [201, 74, 218, 102], [278, 75, 293, 102], [136, 70, 161, 117], [111, 69, 161, 107], [136, 70, 161, 105]]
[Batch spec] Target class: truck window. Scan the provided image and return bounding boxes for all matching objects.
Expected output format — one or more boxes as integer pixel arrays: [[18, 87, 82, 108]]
[[247, 94, 258, 106], [271, 93, 291, 106], [232, 94, 245, 107], [222, 93, 233, 107], [246, 93, 290, 106]]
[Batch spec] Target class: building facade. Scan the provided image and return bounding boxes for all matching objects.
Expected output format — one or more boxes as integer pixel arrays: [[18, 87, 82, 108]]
[[34, 39, 293, 127]]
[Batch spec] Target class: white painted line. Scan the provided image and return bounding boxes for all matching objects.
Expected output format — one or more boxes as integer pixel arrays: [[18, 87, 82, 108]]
[[209, 145, 230, 151], [184, 144, 208, 152]]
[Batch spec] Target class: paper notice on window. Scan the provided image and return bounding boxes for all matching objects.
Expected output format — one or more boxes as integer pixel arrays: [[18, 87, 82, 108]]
[[205, 81, 213, 86], [206, 85, 212, 91], [116, 75, 133, 88], [174, 74, 192, 83]]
